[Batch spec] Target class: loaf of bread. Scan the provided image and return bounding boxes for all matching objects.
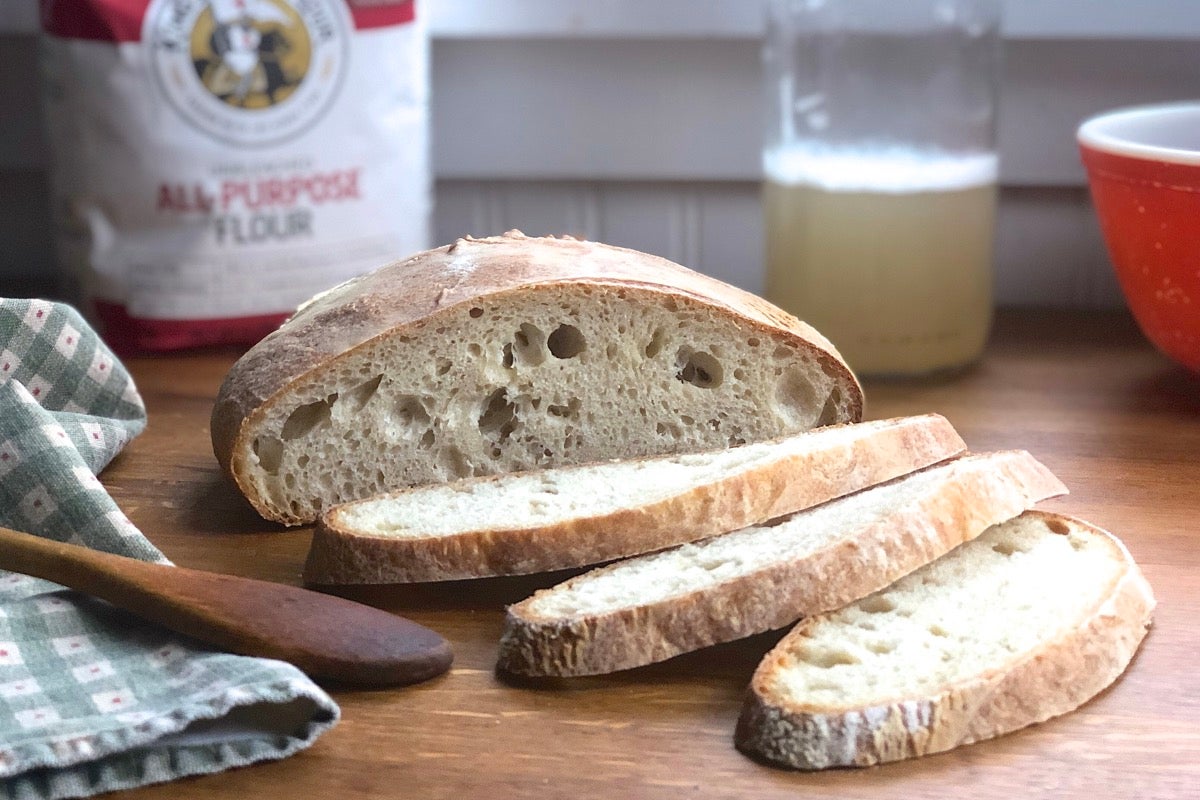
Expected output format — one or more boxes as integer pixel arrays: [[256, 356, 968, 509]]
[[496, 450, 1066, 677], [735, 511, 1155, 769], [304, 414, 965, 584], [211, 232, 863, 525]]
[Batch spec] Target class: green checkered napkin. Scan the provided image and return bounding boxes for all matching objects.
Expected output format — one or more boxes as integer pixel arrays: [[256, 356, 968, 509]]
[[0, 299, 339, 799]]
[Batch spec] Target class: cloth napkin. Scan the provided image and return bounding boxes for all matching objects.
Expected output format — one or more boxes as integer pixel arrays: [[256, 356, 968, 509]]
[[0, 299, 339, 799]]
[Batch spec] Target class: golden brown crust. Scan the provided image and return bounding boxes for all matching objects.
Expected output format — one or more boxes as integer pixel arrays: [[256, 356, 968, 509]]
[[495, 451, 1067, 677], [303, 414, 966, 584], [211, 232, 863, 524], [734, 511, 1156, 769]]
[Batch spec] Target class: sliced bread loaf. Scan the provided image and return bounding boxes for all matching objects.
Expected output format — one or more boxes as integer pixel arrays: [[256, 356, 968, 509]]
[[496, 450, 1066, 677], [735, 511, 1155, 769], [304, 414, 965, 584], [211, 231, 862, 525]]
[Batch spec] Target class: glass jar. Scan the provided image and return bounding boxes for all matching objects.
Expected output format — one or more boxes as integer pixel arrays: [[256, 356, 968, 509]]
[[763, 0, 1002, 376]]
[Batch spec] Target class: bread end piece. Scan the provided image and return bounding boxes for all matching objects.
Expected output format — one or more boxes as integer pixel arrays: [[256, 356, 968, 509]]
[[735, 511, 1155, 769], [211, 232, 864, 525]]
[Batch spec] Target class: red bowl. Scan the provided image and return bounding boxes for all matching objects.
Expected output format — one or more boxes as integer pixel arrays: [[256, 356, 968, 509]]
[[1078, 102, 1200, 372]]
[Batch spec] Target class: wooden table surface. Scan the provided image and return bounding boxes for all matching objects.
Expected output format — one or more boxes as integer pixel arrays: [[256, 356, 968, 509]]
[[106, 309, 1198, 799]]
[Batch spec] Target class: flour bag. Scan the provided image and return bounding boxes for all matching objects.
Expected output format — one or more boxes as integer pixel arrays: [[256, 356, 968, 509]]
[[38, 0, 429, 351]]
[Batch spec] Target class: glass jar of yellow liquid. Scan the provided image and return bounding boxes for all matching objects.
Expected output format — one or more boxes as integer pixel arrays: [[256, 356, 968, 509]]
[[763, 0, 1002, 377]]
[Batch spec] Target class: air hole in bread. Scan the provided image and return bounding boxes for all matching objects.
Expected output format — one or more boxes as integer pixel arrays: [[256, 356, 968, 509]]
[[992, 539, 1028, 557], [513, 323, 547, 366], [1070, 536, 1087, 551], [859, 596, 897, 614], [747, 336, 760, 347], [281, 397, 334, 441], [1046, 519, 1070, 535], [656, 421, 682, 439], [680, 414, 695, 426], [252, 435, 283, 474], [479, 388, 518, 443], [547, 324, 586, 359], [816, 393, 842, 427], [547, 398, 580, 420], [502, 343, 514, 368], [867, 639, 897, 655], [467, 343, 483, 358], [469, 306, 483, 318], [816, 387, 845, 427], [418, 429, 435, 450], [774, 367, 821, 427], [801, 647, 860, 669], [928, 623, 950, 638], [435, 358, 452, 376], [438, 445, 472, 479], [343, 374, 384, 413], [645, 327, 668, 359], [606, 343, 618, 360], [675, 348, 723, 389], [394, 395, 432, 429]]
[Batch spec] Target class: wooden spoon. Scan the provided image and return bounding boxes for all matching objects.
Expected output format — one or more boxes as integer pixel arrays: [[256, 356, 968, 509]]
[[0, 526, 452, 687]]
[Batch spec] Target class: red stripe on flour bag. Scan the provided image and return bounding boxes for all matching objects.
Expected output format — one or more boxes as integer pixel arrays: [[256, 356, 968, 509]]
[[40, 0, 150, 41], [347, 0, 415, 29], [94, 302, 290, 353], [40, 0, 416, 39]]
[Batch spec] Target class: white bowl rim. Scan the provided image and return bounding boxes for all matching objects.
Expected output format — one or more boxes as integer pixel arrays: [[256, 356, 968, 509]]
[[1077, 101, 1200, 166]]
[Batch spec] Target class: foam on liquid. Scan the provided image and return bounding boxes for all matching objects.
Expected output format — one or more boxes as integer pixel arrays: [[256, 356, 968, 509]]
[[764, 145, 998, 194]]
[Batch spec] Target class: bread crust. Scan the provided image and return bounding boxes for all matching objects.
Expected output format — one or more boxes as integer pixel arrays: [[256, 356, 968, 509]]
[[210, 231, 863, 524], [304, 414, 965, 584], [734, 511, 1155, 769], [495, 451, 1067, 677]]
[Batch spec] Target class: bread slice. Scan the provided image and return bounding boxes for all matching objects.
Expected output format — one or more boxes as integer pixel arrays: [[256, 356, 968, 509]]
[[304, 414, 966, 584], [496, 450, 1066, 677], [211, 231, 863, 525], [736, 511, 1155, 769]]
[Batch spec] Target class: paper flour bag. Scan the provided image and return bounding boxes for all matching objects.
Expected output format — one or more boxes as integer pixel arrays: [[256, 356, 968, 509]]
[[38, 0, 429, 351]]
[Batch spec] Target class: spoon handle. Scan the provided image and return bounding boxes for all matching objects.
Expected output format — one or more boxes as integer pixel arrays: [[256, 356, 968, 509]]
[[0, 526, 452, 686]]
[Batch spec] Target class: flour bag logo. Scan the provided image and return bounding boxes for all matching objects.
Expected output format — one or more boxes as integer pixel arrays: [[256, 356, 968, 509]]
[[144, 0, 350, 144]]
